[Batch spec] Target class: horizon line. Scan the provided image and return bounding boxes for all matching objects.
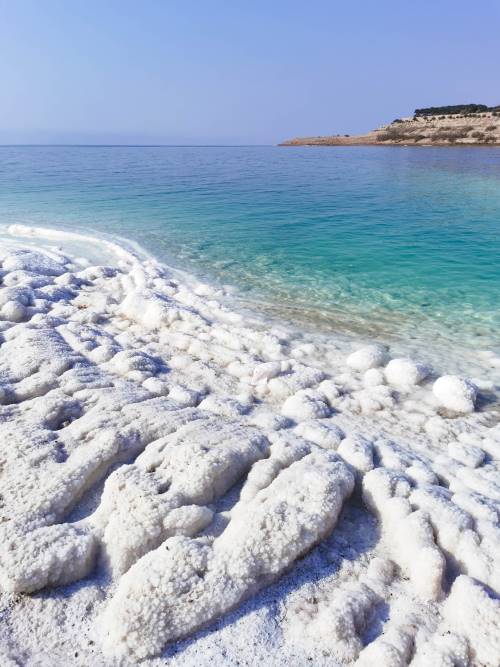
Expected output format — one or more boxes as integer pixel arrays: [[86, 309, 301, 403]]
[[0, 143, 276, 148]]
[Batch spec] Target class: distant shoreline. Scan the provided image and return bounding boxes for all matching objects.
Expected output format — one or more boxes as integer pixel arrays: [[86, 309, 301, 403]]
[[279, 141, 500, 147], [280, 106, 500, 147]]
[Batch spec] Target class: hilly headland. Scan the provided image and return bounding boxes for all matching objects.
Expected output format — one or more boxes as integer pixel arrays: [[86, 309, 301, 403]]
[[280, 104, 500, 146]]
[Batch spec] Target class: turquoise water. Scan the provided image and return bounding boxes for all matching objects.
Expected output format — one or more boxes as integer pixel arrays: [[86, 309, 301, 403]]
[[0, 145, 499, 348]]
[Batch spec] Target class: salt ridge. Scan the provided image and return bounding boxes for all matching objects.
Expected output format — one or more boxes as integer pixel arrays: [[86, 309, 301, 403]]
[[0, 225, 499, 666]]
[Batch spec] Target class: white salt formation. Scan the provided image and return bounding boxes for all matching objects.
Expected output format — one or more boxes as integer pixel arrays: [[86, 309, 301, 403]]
[[384, 357, 430, 389], [0, 225, 499, 666], [433, 374, 478, 413], [346, 344, 388, 372], [101, 452, 354, 659], [94, 419, 270, 576]]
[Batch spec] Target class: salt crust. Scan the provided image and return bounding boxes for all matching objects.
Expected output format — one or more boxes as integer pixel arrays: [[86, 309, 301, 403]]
[[433, 374, 478, 414], [101, 452, 354, 659], [0, 226, 498, 666], [384, 357, 430, 389], [346, 344, 388, 372]]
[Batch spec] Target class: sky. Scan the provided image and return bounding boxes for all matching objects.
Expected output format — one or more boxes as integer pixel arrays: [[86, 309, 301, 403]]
[[0, 0, 499, 145]]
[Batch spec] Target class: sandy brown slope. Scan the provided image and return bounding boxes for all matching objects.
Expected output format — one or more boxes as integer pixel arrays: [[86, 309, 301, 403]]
[[280, 111, 500, 146]]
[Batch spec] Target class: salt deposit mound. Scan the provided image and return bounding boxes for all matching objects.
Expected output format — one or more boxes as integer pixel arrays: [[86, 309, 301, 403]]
[[0, 226, 499, 666], [433, 374, 478, 413]]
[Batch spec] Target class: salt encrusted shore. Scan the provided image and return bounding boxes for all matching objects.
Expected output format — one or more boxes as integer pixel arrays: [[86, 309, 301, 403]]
[[0, 225, 499, 666]]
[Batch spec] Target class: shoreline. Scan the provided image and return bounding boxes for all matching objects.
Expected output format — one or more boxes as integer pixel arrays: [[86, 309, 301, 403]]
[[1, 225, 499, 664], [279, 141, 500, 147], [280, 110, 500, 147], [2, 224, 497, 382]]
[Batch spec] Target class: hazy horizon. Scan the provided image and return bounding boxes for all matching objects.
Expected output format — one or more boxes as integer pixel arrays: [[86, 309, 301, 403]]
[[1, 0, 499, 145]]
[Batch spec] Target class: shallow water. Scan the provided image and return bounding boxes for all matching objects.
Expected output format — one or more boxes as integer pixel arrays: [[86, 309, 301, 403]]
[[0, 145, 499, 351]]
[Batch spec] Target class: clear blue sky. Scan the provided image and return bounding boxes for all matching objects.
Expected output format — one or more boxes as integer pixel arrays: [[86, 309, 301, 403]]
[[1, 0, 499, 144]]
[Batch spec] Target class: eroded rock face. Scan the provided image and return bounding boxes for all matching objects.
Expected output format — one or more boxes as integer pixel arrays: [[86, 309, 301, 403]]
[[0, 228, 499, 666]]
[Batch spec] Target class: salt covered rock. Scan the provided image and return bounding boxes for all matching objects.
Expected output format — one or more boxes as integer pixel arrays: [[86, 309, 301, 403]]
[[167, 384, 200, 406], [198, 394, 250, 417], [412, 631, 470, 667], [433, 375, 477, 413], [109, 349, 158, 377], [443, 576, 500, 666], [101, 452, 354, 659], [0, 524, 97, 593], [384, 358, 430, 389], [338, 434, 374, 473], [2, 248, 66, 276], [287, 581, 380, 662], [363, 469, 445, 601], [95, 418, 269, 576], [142, 377, 169, 396], [365, 557, 395, 585], [267, 365, 325, 399], [294, 419, 344, 449], [317, 379, 341, 403], [239, 436, 311, 503], [357, 625, 414, 666], [448, 440, 484, 468], [363, 367, 385, 387], [251, 360, 288, 384], [346, 345, 388, 372], [355, 385, 395, 413], [281, 389, 331, 421], [1, 300, 26, 322]]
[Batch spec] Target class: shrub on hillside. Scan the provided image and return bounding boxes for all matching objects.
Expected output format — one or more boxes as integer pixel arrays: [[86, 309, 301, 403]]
[[377, 125, 429, 142], [432, 129, 467, 142], [378, 124, 426, 141]]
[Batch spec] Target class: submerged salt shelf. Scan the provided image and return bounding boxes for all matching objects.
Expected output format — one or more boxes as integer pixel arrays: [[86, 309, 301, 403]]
[[0, 225, 499, 666]]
